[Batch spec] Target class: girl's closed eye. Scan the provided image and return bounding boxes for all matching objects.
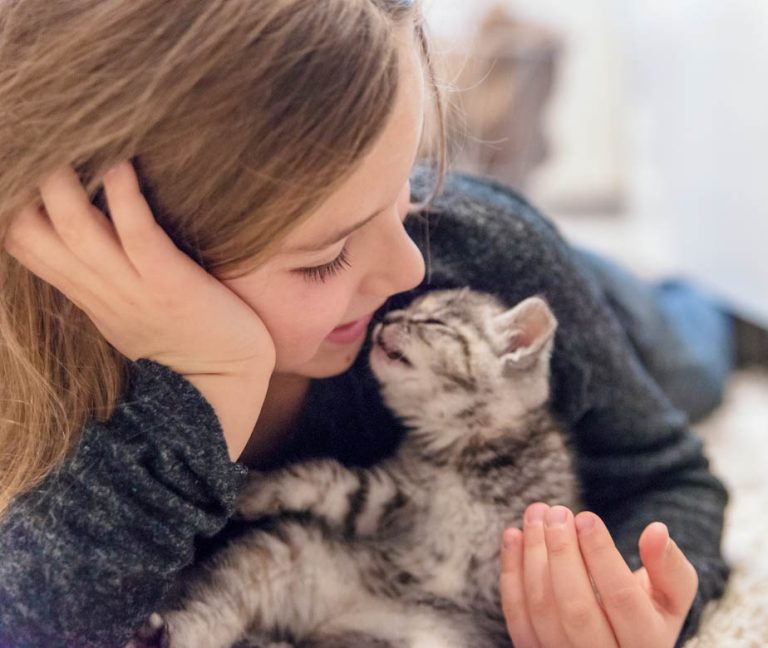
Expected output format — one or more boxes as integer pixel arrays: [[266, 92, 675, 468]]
[[298, 244, 352, 283], [297, 203, 414, 284]]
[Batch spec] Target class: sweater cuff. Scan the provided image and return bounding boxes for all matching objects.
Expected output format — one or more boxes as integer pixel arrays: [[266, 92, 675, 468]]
[[111, 358, 250, 513]]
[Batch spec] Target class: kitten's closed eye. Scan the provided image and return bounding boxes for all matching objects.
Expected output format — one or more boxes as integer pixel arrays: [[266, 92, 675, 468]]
[[413, 318, 448, 327], [412, 318, 461, 340]]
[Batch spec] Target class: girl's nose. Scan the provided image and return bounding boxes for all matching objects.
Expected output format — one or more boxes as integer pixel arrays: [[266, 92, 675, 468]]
[[359, 209, 426, 298]]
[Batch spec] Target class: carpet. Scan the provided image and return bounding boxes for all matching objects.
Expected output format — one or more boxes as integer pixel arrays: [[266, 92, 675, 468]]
[[683, 369, 768, 648]]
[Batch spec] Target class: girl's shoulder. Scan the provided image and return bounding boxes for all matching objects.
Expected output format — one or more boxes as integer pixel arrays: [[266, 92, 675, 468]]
[[409, 164, 562, 238]]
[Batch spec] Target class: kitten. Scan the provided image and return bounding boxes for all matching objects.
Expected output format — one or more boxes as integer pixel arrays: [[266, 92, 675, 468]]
[[131, 288, 581, 648]]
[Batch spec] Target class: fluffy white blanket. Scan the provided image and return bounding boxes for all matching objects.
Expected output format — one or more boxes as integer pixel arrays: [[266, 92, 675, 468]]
[[683, 370, 768, 648]]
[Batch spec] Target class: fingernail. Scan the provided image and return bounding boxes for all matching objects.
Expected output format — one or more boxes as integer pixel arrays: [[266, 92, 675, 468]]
[[525, 503, 547, 526], [545, 506, 568, 528], [503, 528, 520, 549], [659, 525, 674, 555], [575, 513, 596, 534]]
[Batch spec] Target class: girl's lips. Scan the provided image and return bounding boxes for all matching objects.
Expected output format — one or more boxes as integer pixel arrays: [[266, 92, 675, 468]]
[[326, 313, 374, 344]]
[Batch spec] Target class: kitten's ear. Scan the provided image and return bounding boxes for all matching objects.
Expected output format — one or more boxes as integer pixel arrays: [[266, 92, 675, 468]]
[[491, 297, 557, 374]]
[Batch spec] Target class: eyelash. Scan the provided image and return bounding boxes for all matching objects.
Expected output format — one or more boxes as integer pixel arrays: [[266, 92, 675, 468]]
[[297, 203, 417, 284], [299, 244, 352, 283]]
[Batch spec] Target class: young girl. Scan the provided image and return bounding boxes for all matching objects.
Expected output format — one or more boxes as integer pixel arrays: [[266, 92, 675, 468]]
[[0, 1, 731, 647]]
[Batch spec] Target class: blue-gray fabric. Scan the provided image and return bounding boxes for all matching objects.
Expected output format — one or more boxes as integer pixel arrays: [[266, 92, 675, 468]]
[[0, 167, 729, 648], [576, 248, 734, 422]]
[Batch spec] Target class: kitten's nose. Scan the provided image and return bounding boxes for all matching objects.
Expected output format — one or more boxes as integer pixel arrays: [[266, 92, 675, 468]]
[[374, 319, 408, 359], [375, 313, 408, 349]]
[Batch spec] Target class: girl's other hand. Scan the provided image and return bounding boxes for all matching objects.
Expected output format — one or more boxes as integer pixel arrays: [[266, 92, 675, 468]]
[[500, 503, 699, 648]]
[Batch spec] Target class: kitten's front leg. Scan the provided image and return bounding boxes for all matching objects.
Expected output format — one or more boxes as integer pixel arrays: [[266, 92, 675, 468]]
[[234, 460, 404, 537], [234, 459, 360, 524]]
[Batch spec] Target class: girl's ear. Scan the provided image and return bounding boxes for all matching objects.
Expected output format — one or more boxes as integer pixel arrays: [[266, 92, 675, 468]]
[[491, 297, 557, 373]]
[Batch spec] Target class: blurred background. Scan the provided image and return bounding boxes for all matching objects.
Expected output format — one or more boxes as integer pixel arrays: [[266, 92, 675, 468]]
[[419, 9, 768, 637], [422, 0, 768, 324]]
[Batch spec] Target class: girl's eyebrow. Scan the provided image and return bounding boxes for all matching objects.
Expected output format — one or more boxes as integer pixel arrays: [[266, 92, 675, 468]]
[[286, 208, 383, 253]]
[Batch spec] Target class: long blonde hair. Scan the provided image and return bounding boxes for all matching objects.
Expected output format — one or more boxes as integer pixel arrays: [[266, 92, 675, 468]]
[[0, 0, 448, 516]]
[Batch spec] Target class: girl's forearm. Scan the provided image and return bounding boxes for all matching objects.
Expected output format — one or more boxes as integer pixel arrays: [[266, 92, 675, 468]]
[[0, 358, 250, 647], [186, 366, 273, 462]]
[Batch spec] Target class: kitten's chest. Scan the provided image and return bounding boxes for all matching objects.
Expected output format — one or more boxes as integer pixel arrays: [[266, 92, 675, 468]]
[[399, 471, 504, 600], [393, 436, 579, 603]]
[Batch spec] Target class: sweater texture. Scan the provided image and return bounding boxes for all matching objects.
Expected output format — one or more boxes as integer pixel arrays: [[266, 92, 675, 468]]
[[0, 166, 729, 648]]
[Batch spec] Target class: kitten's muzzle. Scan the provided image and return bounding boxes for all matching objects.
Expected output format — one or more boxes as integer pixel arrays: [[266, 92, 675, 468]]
[[372, 323, 413, 367]]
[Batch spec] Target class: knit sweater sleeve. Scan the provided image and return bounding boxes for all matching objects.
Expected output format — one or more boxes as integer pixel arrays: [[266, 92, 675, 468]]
[[0, 358, 249, 648], [409, 167, 729, 646]]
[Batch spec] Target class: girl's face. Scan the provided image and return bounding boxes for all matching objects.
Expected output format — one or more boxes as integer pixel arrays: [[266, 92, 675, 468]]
[[222, 25, 427, 379]]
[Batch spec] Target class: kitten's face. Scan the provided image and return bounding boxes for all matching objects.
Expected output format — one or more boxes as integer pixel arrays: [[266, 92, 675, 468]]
[[369, 288, 558, 439]]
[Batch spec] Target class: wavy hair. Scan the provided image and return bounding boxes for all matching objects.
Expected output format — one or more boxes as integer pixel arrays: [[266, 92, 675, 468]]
[[0, 0, 448, 515]]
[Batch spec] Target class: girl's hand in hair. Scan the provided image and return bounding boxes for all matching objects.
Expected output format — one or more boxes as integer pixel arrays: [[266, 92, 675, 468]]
[[2, 161, 277, 458], [499, 503, 699, 648]]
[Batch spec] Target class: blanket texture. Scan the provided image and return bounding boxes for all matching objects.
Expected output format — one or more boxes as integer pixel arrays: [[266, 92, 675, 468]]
[[684, 369, 768, 648]]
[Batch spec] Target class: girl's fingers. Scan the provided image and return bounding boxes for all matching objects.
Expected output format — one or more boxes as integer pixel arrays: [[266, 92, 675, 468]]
[[38, 165, 133, 278], [574, 512, 657, 648], [522, 503, 571, 647], [542, 506, 618, 647], [101, 160, 190, 278], [3, 201, 104, 309], [500, 528, 541, 648], [637, 522, 699, 618]]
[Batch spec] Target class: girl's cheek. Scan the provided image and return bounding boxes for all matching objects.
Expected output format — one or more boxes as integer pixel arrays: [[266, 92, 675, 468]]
[[283, 293, 345, 345], [271, 327, 320, 368], [221, 274, 346, 359]]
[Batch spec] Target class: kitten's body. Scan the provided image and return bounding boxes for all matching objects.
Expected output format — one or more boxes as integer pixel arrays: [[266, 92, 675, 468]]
[[133, 289, 580, 648]]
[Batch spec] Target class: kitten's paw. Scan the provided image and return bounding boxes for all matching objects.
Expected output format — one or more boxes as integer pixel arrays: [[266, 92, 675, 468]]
[[234, 471, 296, 520], [235, 470, 318, 520], [234, 460, 350, 523], [160, 611, 200, 648], [160, 608, 240, 648], [124, 612, 166, 648]]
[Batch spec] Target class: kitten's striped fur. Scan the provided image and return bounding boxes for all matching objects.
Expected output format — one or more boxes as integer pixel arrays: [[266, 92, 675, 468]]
[[139, 289, 580, 648]]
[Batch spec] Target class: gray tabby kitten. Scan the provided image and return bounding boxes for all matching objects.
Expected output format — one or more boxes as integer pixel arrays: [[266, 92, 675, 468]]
[[134, 288, 580, 648]]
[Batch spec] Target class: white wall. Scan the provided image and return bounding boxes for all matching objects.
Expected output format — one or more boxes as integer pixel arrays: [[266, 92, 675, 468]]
[[423, 0, 627, 213], [616, 0, 768, 322], [424, 0, 768, 322]]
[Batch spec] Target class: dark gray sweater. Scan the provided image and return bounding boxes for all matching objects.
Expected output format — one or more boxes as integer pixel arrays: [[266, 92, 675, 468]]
[[0, 167, 729, 648]]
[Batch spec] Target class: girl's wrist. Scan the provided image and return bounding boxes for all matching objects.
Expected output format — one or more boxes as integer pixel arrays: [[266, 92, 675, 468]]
[[185, 366, 273, 462]]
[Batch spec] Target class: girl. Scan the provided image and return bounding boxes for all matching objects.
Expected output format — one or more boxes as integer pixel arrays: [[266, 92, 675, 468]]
[[0, 1, 731, 646]]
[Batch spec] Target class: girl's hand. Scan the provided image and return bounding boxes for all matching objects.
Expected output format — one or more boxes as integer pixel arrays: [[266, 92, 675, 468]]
[[2, 160, 276, 379], [3, 160, 276, 459], [500, 503, 699, 648]]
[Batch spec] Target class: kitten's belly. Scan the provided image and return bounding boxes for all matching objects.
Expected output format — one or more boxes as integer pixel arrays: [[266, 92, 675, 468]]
[[406, 476, 505, 602]]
